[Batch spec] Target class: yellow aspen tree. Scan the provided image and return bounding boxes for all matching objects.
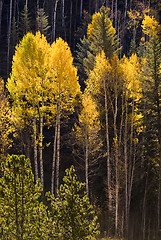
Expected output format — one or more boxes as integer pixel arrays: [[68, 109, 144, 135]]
[[86, 50, 113, 221], [74, 92, 102, 196], [7, 32, 50, 187], [122, 53, 142, 237], [49, 37, 80, 194], [110, 54, 124, 235]]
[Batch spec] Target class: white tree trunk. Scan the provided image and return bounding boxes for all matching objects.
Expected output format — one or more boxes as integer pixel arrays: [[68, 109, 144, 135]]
[[62, 0, 64, 27], [85, 125, 89, 196], [53, 0, 59, 41], [0, 0, 3, 36], [80, 0, 83, 18], [115, 0, 117, 30], [33, 116, 38, 181], [56, 100, 61, 192], [103, 78, 112, 213], [51, 116, 58, 195], [39, 114, 44, 187]]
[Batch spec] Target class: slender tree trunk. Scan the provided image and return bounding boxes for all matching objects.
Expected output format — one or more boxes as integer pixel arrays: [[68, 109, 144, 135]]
[[80, 0, 83, 18], [37, 0, 39, 12], [51, 116, 58, 195], [124, 0, 127, 18], [103, 79, 112, 214], [56, 100, 61, 192], [157, 175, 160, 238], [115, 0, 117, 31], [124, 93, 128, 238], [0, 0, 3, 36], [7, 0, 12, 75], [69, 0, 72, 46], [62, 0, 64, 27], [39, 114, 44, 187], [95, 0, 98, 12], [33, 116, 38, 181], [106, 0, 109, 7], [142, 172, 148, 240], [85, 125, 89, 196], [111, 0, 114, 22], [114, 89, 119, 236], [53, 0, 59, 41]]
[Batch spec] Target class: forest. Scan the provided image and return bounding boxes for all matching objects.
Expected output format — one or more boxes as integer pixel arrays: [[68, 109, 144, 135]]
[[1, 0, 161, 239]]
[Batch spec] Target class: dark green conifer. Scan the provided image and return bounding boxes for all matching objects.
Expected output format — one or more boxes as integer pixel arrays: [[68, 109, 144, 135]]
[[0, 155, 52, 239], [48, 165, 99, 240]]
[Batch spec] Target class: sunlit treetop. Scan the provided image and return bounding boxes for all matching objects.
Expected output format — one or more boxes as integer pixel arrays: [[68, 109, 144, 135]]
[[142, 14, 160, 37], [87, 6, 117, 59], [48, 37, 80, 112], [122, 53, 142, 101]]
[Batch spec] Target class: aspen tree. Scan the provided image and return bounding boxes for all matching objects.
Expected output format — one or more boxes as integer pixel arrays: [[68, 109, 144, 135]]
[[74, 92, 102, 196], [7, 32, 50, 187], [86, 51, 113, 220], [122, 53, 142, 237], [49, 38, 80, 194]]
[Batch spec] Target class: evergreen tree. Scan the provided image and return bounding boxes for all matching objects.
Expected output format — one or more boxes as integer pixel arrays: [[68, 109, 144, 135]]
[[19, 5, 31, 37], [0, 155, 52, 239], [76, 6, 120, 77], [36, 8, 50, 38], [48, 165, 99, 240]]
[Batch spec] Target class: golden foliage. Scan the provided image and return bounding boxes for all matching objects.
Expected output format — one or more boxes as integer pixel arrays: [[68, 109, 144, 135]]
[[142, 15, 160, 37]]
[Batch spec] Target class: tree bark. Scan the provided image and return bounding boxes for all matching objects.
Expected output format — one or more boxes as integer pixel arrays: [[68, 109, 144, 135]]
[[33, 116, 38, 181], [95, 0, 98, 12], [115, 0, 117, 31], [124, 0, 127, 18], [39, 114, 44, 187], [103, 77, 112, 214], [51, 116, 58, 195], [124, 93, 128, 238], [56, 100, 61, 192], [53, 0, 59, 41], [106, 0, 109, 7], [62, 0, 64, 27], [111, 0, 114, 22], [85, 125, 89, 196], [80, 0, 83, 18], [69, 0, 72, 46], [114, 84, 119, 236]]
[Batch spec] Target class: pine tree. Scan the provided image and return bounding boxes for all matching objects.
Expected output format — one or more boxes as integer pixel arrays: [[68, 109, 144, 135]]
[[47, 165, 99, 240], [19, 5, 31, 37], [0, 155, 52, 239], [77, 6, 120, 76], [36, 8, 50, 38]]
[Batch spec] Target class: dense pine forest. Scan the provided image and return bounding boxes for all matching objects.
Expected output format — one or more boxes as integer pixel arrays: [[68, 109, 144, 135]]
[[1, 0, 161, 239]]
